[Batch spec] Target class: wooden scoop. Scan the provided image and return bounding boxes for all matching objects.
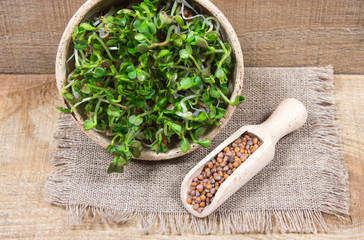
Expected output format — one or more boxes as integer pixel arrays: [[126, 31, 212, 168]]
[[181, 98, 308, 218]]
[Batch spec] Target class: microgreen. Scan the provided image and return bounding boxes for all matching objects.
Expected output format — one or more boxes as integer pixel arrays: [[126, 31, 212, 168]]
[[58, 0, 245, 174]]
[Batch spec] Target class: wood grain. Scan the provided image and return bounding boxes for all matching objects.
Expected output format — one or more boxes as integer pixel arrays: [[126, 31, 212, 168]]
[[0, 74, 363, 239], [0, 0, 363, 74]]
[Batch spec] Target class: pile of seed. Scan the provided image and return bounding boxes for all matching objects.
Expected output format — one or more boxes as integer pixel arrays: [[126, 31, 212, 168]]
[[186, 133, 263, 213]]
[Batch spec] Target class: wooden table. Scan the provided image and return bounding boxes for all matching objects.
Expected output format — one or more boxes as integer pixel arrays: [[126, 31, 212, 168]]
[[0, 0, 363, 238], [0, 74, 363, 239]]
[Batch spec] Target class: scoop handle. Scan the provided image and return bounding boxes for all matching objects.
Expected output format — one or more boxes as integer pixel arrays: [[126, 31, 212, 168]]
[[260, 98, 307, 143]]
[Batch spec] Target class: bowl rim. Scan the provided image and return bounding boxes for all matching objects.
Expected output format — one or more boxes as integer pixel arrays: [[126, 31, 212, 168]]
[[55, 0, 244, 161]]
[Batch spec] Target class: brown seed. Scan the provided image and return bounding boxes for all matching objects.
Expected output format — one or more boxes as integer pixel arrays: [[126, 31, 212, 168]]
[[191, 199, 195, 205], [187, 197, 192, 204], [190, 190, 196, 196], [219, 178, 224, 184], [217, 157, 223, 163], [100, 61, 111, 69], [196, 197, 201, 204], [206, 193, 212, 198], [224, 174, 229, 179], [193, 204, 199, 210], [220, 161, 226, 167], [208, 162, 213, 169], [223, 147, 229, 152], [223, 166, 229, 172], [193, 177, 198, 182], [206, 184, 212, 190], [234, 147, 240, 153], [228, 163, 233, 169], [251, 148, 255, 153], [200, 202, 206, 207], [200, 195, 206, 201], [213, 173, 221, 181], [210, 188, 216, 195], [227, 170, 232, 175], [196, 184, 204, 192], [197, 175, 203, 180], [217, 152, 224, 158], [215, 186, 219, 191], [233, 162, 239, 168], [204, 167, 210, 172], [254, 144, 259, 149], [235, 158, 242, 165], [253, 137, 258, 144]]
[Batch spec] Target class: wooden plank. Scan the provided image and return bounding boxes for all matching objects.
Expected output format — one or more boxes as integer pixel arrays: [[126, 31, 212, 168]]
[[0, 0, 363, 74], [0, 74, 363, 239]]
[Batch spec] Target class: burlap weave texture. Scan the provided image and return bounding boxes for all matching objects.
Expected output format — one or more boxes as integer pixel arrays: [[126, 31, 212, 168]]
[[45, 67, 349, 234]]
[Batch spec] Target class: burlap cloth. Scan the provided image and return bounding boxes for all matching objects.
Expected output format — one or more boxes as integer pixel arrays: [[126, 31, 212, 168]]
[[45, 66, 350, 234]]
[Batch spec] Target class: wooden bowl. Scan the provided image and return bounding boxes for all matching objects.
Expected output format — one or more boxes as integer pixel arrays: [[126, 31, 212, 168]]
[[55, 0, 244, 160]]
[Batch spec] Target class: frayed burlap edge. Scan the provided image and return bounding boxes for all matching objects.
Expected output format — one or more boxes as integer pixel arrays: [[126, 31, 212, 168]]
[[44, 67, 350, 234]]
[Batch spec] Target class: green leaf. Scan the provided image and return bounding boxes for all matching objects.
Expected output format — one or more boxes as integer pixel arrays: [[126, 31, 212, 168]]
[[135, 33, 147, 41], [136, 43, 149, 53], [170, 123, 182, 135], [129, 115, 143, 126], [144, 89, 155, 99], [185, 44, 193, 55], [196, 36, 209, 48], [198, 139, 211, 148], [80, 23, 96, 31], [210, 86, 220, 98], [80, 85, 91, 94], [84, 119, 97, 130], [74, 39, 88, 50], [148, 22, 156, 34], [215, 67, 226, 80], [175, 15, 184, 27], [179, 49, 189, 59], [157, 49, 170, 58], [179, 77, 196, 90], [220, 84, 229, 95], [93, 67, 107, 77], [133, 19, 143, 29], [63, 93, 74, 103], [173, 38, 183, 47], [195, 126, 207, 138], [205, 31, 219, 42], [57, 106, 71, 114], [197, 111, 208, 122], [180, 138, 191, 153], [128, 71, 137, 79]]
